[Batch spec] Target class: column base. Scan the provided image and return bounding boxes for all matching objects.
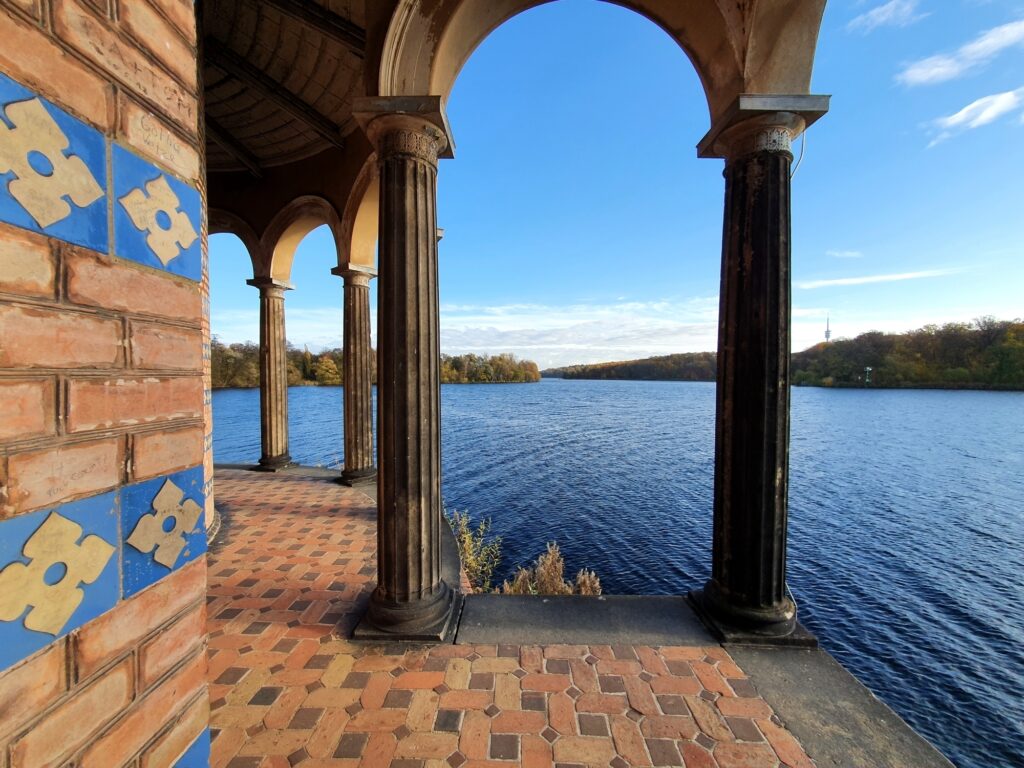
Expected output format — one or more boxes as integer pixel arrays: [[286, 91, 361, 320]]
[[338, 467, 377, 487], [353, 581, 462, 642], [687, 587, 817, 647], [254, 454, 294, 472]]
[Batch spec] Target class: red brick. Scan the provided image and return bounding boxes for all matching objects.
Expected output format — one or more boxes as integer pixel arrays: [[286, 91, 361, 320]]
[[117, 93, 200, 183], [140, 693, 209, 768], [0, 378, 56, 442], [75, 559, 206, 680], [0, 9, 112, 129], [552, 736, 616, 765], [680, 742, 717, 768], [716, 697, 773, 719], [4, 438, 122, 515], [140, 602, 206, 688], [9, 657, 132, 768], [119, 0, 197, 89], [345, 708, 406, 732], [575, 692, 628, 714], [0, 225, 55, 298], [66, 247, 202, 322], [0, 639, 67, 739], [520, 673, 570, 692], [156, 0, 197, 45], [548, 691, 576, 735], [459, 710, 490, 760], [0, 304, 123, 369], [491, 710, 546, 733], [130, 322, 203, 371], [80, 652, 206, 768], [609, 715, 648, 766], [686, 695, 733, 742], [392, 670, 445, 689], [52, 0, 198, 131], [132, 425, 204, 480], [692, 660, 734, 697], [757, 717, 815, 768], [713, 741, 778, 767], [650, 674, 702, 695], [66, 376, 203, 433]]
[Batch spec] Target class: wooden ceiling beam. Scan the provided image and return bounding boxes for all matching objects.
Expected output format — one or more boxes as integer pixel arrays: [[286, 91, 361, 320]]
[[205, 115, 263, 178], [257, 0, 366, 58], [204, 37, 345, 149]]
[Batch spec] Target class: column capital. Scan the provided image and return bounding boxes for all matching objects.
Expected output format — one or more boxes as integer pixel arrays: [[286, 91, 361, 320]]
[[697, 94, 830, 160], [246, 277, 293, 295], [331, 263, 378, 286], [353, 95, 455, 161]]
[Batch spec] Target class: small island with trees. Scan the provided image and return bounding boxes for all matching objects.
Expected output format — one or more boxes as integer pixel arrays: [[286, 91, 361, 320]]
[[211, 339, 540, 388], [543, 319, 1024, 390]]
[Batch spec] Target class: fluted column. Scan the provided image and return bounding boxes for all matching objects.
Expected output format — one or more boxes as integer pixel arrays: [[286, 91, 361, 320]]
[[332, 264, 377, 485], [353, 98, 455, 638], [696, 114, 805, 638], [247, 277, 293, 471]]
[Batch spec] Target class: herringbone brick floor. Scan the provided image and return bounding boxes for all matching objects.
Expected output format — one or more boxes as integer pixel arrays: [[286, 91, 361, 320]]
[[207, 469, 816, 768]]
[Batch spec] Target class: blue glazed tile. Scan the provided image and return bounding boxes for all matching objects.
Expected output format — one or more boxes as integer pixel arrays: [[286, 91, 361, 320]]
[[174, 728, 211, 768], [0, 72, 108, 252], [112, 143, 202, 282], [122, 465, 206, 597], [0, 492, 119, 673]]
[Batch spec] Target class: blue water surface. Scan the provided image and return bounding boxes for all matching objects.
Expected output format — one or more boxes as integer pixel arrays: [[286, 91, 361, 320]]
[[212, 381, 1024, 768]]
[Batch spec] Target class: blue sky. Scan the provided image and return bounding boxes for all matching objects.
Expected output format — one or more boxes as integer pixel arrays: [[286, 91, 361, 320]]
[[209, 0, 1024, 368]]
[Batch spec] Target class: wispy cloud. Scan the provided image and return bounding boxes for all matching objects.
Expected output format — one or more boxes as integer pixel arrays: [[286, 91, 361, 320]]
[[897, 18, 1024, 85], [797, 268, 963, 289], [928, 86, 1024, 144], [826, 249, 864, 259], [848, 0, 927, 33]]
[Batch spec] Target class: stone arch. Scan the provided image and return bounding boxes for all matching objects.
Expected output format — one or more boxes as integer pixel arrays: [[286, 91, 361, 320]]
[[260, 196, 344, 282], [376, 0, 826, 125], [208, 208, 261, 279], [339, 158, 380, 270]]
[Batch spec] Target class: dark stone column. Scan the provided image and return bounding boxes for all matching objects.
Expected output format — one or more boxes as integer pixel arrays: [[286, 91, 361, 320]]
[[693, 117, 807, 641], [247, 278, 293, 471], [353, 99, 456, 639], [332, 264, 377, 485]]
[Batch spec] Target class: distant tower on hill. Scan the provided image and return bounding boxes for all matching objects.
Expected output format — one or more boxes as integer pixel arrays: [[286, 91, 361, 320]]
[[825, 315, 832, 343]]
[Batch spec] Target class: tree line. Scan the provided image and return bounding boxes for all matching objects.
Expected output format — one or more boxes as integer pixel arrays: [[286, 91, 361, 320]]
[[541, 318, 1024, 390], [542, 352, 717, 382], [211, 339, 540, 387]]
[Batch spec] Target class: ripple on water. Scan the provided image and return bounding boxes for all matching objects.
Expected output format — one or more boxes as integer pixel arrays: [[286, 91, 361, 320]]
[[213, 381, 1024, 768]]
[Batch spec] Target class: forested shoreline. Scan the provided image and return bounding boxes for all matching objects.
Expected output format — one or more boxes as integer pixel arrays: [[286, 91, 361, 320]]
[[542, 319, 1024, 390], [211, 339, 540, 387]]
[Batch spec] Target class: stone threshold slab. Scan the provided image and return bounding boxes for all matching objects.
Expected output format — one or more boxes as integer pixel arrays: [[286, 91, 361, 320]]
[[455, 594, 716, 646], [730, 645, 955, 768]]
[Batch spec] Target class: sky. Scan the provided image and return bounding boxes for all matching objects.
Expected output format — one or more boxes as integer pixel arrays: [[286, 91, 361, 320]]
[[209, 0, 1024, 369]]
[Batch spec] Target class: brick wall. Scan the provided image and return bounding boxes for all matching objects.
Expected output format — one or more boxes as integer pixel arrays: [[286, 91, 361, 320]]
[[0, 0, 210, 765]]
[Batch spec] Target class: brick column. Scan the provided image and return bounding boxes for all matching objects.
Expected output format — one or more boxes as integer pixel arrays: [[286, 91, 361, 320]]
[[247, 277, 293, 471], [353, 97, 456, 639], [332, 263, 377, 485]]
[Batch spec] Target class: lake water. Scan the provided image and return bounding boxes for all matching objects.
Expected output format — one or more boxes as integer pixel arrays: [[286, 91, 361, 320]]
[[212, 381, 1024, 768]]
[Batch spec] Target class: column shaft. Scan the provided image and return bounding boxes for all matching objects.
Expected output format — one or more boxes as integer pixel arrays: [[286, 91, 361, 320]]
[[364, 114, 453, 635], [702, 124, 797, 635], [248, 279, 292, 471], [340, 269, 376, 483]]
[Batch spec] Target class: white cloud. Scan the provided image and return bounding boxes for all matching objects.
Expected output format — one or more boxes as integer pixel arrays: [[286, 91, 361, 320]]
[[928, 86, 1024, 144], [898, 18, 1024, 85], [797, 268, 963, 289], [848, 0, 927, 33], [826, 249, 864, 259]]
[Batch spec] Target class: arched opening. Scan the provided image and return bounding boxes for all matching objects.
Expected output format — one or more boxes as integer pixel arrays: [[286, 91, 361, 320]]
[[435, 1, 721, 594], [207, 229, 262, 465]]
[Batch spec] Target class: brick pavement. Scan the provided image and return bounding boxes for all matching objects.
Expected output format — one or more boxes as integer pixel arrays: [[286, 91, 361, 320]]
[[207, 469, 817, 768]]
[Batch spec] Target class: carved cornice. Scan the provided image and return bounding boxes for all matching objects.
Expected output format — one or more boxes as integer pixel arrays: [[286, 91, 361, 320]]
[[379, 128, 441, 165]]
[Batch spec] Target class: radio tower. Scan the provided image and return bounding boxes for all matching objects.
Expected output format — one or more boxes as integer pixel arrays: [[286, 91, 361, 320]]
[[825, 314, 832, 343]]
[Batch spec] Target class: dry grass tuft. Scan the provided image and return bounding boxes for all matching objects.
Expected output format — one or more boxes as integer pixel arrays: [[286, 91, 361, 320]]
[[445, 506, 502, 593], [500, 542, 602, 596]]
